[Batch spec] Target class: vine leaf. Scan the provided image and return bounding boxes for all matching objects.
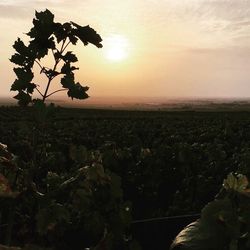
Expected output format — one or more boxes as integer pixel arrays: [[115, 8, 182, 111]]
[[36, 202, 70, 235], [63, 51, 78, 63], [67, 82, 89, 100], [223, 173, 249, 193], [0, 173, 11, 195], [28, 9, 56, 59], [54, 22, 78, 44], [61, 73, 75, 88], [14, 91, 32, 106], [11, 67, 36, 95], [10, 38, 35, 67], [71, 22, 103, 48], [61, 62, 79, 74], [0, 173, 18, 198]]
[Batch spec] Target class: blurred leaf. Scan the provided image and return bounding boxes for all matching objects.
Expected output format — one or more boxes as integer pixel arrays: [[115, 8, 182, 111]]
[[85, 164, 104, 182], [170, 220, 229, 250], [0, 143, 12, 159], [0, 173, 18, 198], [36, 202, 70, 235], [109, 172, 122, 199], [129, 240, 142, 250], [0, 173, 11, 194], [223, 173, 248, 192], [69, 144, 88, 163], [46, 172, 61, 191]]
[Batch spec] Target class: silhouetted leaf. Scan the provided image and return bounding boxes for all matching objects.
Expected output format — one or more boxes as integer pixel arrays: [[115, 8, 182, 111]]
[[53, 22, 65, 43], [13, 38, 29, 55], [11, 79, 27, 91], [71, 22, 103, 48], [14, 91, 32, 106], [63, 51, 78, 63], [26, 83, 36, 93], [61, 73, 75, 88], [61, 62, 79, 74], [27, 9, 57, 59], [27, 9, 55, 39], [10, 38, 35, 67], [10, 53, 26, 66], [67, 82, 89, 100], [13, 67, 33, 82], [54, 22, 77, 44], [11, 67, 35, 93], [29, 37, 55, 59]]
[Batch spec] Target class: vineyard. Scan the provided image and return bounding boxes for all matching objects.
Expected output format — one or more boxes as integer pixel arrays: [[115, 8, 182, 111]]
[[1, 106, 250, 249]]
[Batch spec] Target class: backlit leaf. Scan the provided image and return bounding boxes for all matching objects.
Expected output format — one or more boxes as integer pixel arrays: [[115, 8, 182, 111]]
[[67, 82, 89, 100], [14, 91, 32, 106], [223, 173, 249, 192], [71, 22, 103, 48], [61, 73, 75, 88], [63, 51, 78, 63]]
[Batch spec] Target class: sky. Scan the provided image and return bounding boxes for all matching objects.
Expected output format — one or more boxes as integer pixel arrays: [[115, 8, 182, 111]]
[[1, 0, 250, 100]]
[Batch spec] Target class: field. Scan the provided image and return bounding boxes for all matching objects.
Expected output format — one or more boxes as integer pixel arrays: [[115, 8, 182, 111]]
[[1, 106, 250, 249]]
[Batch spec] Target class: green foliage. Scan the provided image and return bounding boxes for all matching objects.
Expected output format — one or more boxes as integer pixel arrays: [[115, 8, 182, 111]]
[[223, 173, 249, 192], [0, 139, 132, 249], [10, 9, 102, 105], [3, 109, 250, 249], [171, 173, 250, 250]]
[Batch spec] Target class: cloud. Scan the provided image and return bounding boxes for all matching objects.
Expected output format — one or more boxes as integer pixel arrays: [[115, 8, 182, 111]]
[[0, 5, 31, 19], [170, 0, 250, 49], [0, 0, 69, 20]]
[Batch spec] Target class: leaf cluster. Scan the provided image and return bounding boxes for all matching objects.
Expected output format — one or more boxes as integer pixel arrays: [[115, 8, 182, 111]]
[[10, 9, 102, 105], [0, 142, 132, 250], [170, 173, 250, 250]]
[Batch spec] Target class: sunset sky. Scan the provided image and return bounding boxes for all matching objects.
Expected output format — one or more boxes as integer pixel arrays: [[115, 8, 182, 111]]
[[1, 0, 250, 100]]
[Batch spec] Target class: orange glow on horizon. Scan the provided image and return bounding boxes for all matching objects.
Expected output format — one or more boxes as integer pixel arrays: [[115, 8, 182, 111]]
[[1, 1, 250, 99]]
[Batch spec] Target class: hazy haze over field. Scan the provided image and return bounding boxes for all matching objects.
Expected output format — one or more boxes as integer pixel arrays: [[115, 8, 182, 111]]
[[1, 0, 250, 101]]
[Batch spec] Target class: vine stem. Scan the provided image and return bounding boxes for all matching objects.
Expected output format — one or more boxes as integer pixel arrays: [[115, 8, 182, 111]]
[[34, 60, 43, 70], [42, 38, 71, 102], [35, 87, 43, 97], [46, 88, 67, 98], [61, 40, 71, 54]]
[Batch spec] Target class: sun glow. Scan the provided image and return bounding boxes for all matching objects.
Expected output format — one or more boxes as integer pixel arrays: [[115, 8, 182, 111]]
[[104, 35, 129, 62]]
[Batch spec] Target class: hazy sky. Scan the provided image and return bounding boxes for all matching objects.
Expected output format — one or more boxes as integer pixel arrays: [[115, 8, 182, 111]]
[[1, 0, 250, 99]]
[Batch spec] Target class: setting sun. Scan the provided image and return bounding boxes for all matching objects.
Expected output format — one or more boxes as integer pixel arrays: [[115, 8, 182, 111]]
[[104, 35, 129, 62]]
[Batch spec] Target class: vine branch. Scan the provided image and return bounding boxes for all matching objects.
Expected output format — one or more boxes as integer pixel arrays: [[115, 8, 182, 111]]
[[35, 87, 43, 98], [10, 9, 102, 105], [46, 88, 67, 98], [34, 60, 43, 70]]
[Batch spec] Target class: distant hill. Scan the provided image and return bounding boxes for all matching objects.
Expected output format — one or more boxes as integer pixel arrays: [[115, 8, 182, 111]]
[[2, 96, 250, 111]]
